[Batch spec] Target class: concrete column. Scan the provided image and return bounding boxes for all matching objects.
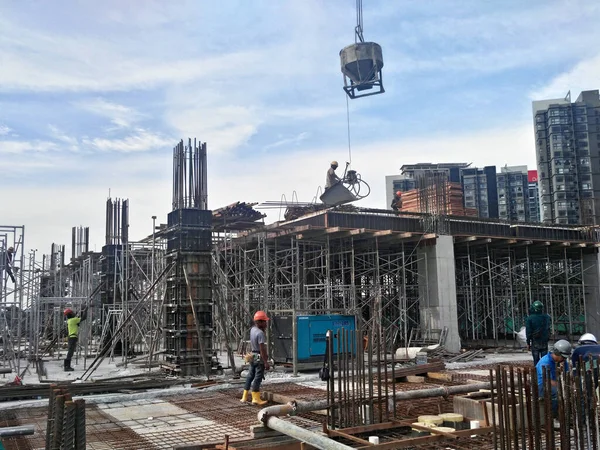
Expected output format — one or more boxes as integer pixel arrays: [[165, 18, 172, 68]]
[[582, 251, 600, 339], [418, 235, 461, 353]]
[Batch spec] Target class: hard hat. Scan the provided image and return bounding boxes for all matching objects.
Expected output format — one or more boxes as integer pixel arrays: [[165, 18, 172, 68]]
[[531, 300, 543, 311], [396, 191, 402, 196], [578, 333, 598, 345], [253, 310, 269, 322], [330, 161, 338, 166], [553, 340, 572, 357], [64, 308, 74, 316]]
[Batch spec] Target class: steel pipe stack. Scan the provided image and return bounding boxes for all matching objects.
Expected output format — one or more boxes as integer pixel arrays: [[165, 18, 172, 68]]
[[164, 139, 215, 376]]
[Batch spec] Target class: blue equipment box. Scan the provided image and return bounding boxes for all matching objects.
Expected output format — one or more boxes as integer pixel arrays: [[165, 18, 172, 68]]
[[272, 314, 356, 365]]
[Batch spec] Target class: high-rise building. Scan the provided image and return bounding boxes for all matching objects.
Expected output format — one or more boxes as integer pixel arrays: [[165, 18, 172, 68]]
[[528, 170, 541, 222], [385, 163, 499, 218], [497, 166, 529, 222], [461, 166, 499, 219], [385, 163, 468, 210], [533, 90, 600, 224]]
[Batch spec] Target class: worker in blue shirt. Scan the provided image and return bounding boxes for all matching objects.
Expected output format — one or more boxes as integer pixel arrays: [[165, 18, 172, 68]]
[[536, 339, 572, 427], [526, 300, 552, 365]]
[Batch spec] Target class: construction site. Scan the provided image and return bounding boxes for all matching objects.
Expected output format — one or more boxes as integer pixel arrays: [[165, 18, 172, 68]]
[[0, 128, 599, 449], [2, 3, 600, 450]]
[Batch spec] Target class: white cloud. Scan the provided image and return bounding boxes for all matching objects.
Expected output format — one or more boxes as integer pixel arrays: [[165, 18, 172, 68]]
[[75, 98, 142, 129], [264, 132, 310, 150], [0, 140, 58, 154], [82, 128, 172, 153], [531, 53, 600, 100], [0, 125, 11, 135]]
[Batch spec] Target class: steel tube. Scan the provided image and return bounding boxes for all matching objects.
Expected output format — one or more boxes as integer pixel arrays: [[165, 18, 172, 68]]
[[258, 405, 353, 450], [387, 381, 492, 411], [0, 425, 34, 437]]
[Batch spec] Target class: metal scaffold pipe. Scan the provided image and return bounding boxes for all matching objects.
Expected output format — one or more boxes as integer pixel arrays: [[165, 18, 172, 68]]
[[0, 425, 35, 437], [258, 403, 353, 450], [387, 381, 492, 411]]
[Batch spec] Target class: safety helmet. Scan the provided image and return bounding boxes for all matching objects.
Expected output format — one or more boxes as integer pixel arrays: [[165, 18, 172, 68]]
[[553, 339, 572, 358], [396, 191, 402, 196], [531, 300, 543, 312], [253, 310, 269, 322], [64, 308, 74, 316], [578, 333, 598, 345], [330, 161, 338, 167]]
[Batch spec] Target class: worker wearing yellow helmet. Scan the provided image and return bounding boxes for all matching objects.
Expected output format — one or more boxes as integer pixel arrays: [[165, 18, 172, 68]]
[[325, 161, 341, 190]]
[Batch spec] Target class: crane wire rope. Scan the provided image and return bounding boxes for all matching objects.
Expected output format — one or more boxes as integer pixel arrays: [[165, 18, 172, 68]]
[[346, 94, 352, 166]]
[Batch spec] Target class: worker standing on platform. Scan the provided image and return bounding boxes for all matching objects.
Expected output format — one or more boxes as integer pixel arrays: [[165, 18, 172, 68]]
[[391, 191, 402, 211], [240, 311, 270, 405], [325, 161, 341, 190], [3, 247, 16, 284], [64, 307, 87, 372], [526, 300, 551, 365]]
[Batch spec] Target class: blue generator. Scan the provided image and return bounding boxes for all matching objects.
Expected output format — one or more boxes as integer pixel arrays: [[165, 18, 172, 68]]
[[271, 314, 356, 368]]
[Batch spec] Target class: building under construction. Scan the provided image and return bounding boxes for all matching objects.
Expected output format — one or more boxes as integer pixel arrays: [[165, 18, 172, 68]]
[[2, 137, 600, 448], [214, 207, 600, 356]]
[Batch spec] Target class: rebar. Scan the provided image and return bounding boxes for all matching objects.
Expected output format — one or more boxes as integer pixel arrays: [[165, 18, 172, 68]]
[[492, 364, 600, 449]]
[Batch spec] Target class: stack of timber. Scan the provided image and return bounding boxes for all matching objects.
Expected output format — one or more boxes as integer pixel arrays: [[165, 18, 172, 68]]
[[212, 202, 265, 230], [400, 181, 478, 217]]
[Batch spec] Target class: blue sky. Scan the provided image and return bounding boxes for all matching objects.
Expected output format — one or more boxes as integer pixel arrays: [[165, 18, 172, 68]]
[[1, 0, 599, 254]]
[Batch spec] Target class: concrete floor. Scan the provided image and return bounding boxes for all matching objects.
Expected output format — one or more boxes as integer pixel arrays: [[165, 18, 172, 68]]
[[0, 352, 533, 449]]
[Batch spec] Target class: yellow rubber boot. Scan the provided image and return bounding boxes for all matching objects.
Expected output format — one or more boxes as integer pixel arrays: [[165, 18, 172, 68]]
[[251, 391, 267, 406], [240, 390, 249, 403]]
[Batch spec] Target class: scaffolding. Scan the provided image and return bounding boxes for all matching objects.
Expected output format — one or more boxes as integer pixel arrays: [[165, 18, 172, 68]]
[[213, 209, 600, 354], [214, 228, 428, 351], [455, 242, 590, 345]]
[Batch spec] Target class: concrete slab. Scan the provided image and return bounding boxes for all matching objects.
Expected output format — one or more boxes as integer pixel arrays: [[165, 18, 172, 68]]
[[106, 401, 193, 421]]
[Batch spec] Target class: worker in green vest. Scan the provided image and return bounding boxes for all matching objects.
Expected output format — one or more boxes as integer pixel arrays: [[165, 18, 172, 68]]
[[63, 307, 87, 372]]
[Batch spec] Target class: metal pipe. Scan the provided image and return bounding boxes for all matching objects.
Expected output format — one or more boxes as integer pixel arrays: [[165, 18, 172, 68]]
[[387, 381, 492, 411], [0, 425, 35, 437], [258, 403, 353, 450]]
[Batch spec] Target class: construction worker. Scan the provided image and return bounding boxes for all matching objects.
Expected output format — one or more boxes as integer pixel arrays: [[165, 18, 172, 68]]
[[325, 161, 341, 190], [391, 191, 402, 211], [240, 310, 270, 406], [536, 339, 572, 427], [2, 247, 16, 283], [526, 300, 551, 365], [63, 307, 87, 372], [572, 333, 600, 388]]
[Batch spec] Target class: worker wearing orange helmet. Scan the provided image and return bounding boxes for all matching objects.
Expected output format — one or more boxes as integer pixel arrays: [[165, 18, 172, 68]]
[[240, 310, 270, 405], [391, 191, 402, 211], [63, 306, 87, 372]]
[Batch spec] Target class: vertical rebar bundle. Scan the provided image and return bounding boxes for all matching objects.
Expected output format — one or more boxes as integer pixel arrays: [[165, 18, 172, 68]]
[[326, 324, 393, 429], [172, 138, 208, 211], [105, 198, 129, 246], [491, 361, 600, 449], [71, 227, 90, 261], [45, 386, 86, 450], [164, 138, 214, 376]]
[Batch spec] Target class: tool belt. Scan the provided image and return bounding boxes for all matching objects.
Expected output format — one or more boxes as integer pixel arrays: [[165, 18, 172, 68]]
[[244, 351, 260, 363]]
